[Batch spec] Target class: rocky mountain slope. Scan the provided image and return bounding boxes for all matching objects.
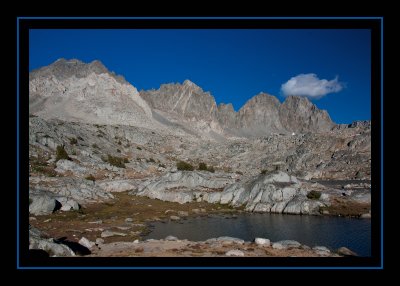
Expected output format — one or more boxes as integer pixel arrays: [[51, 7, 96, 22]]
[[29, 58, 371, 181], [28, 59, 371, 257], [29, 59, 155, 129]]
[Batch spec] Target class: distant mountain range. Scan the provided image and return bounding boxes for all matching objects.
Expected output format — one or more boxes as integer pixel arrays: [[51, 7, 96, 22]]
[[29, 59, 339, 139]]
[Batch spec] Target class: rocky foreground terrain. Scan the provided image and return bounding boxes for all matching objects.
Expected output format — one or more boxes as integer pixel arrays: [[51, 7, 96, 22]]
[[28, 59, 371, 257]]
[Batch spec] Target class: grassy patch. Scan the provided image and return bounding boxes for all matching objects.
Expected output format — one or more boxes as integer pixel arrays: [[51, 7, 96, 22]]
[[222, 166, 232, 173], [85, 174, 96, 182], [177, 160, 194, 171], [32, 165, 57, 177], [307, 190, 321, 200], [30, 152, 57, 177], [321, 198, 370, 217], [69, 137, 78, 145], [198, 162, 208, 171], [103, 154, 126, 168], [55, 145, 69, 161], [198, 162, 215, 172]]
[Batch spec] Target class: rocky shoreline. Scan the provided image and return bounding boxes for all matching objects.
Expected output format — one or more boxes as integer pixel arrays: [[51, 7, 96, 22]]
[[29, 188, 367, 258], [89, 236, 358, 257], [30, 224, 357, 258]]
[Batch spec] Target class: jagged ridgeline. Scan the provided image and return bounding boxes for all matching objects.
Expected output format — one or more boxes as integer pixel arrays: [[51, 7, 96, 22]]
[[30, 58, 335, 139]]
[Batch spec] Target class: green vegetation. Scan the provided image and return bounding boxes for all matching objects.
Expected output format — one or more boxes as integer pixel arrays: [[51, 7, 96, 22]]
[[55, 145, 69, 161], [176, 160, 194, 171], [198, 162, 208, 171], [31, 164, 57, 177], [307, 190, 321, 200], [85, 174, 96, 182], [198, 162, 215, 172], [103, 154, 126, 168], [222, 166, 232, 173], [30, 153, 57, 177], [69, 137, 78, 145], [260, 169, 267, 175]]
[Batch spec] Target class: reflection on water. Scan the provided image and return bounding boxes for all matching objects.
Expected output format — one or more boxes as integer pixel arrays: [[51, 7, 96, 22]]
[[145, 213, 371, 256]]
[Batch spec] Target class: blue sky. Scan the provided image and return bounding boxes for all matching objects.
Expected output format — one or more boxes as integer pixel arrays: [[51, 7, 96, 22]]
[[29, 29, 371, 124]]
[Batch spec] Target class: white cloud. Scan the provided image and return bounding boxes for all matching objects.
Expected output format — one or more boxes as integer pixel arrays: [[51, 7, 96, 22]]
[[281, 73, 343, 98]]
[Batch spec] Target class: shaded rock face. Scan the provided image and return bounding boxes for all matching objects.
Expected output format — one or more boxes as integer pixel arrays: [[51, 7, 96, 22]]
[[217, 103, 236, 131], [235, 93, 284, 136], [279, 96, 334, 133]]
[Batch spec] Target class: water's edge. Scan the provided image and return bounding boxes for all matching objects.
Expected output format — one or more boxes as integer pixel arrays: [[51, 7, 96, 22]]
[[144, 213, 371, 256]]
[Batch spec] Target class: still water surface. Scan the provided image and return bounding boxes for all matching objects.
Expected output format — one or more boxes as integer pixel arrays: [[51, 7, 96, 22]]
[[145, 213, 371, 256]]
